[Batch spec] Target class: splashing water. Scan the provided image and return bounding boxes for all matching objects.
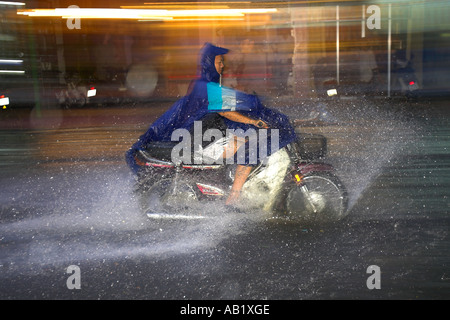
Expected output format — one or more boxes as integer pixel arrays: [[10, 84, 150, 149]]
[[281, 98, 422, 212], [0, 98, 424, 277], [0, 163, 262, 275]]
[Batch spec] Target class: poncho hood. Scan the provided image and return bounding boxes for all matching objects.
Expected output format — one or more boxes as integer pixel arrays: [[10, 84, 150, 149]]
[[198, 42, 229, 83]]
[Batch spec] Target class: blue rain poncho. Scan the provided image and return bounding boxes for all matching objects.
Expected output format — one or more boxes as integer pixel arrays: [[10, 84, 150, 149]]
[[126, 43, 296, 173]]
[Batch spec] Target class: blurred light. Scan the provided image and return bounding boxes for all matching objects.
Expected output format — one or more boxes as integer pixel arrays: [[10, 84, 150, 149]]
[[0, 1, 25, 5], [142, 1, 251, 5], [87, 87, 96, 97], [0, 70, 25, 74], [0, 95, 10, 106], [409, 81, 415, 86], [17, 7, 277, 21], [0, 59, 23, 65], [126, 63, 158, 97], [18, 8, 172, 20], [327, 89, 337, 96]]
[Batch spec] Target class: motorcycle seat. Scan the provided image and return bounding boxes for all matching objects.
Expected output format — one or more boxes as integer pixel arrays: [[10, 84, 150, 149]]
[[143, 141, 178, 162], [142, 139, 228, 166]]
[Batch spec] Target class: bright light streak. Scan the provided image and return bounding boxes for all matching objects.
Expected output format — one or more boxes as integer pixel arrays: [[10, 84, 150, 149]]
[[18, 8, 171, 20], [0, 59, 23, 65], [171, 8, 277, 17], [142, 1, 252, 4], [0, 1, 25, 5], [17, 7, 277, 21], [0, 70, 25, 74]]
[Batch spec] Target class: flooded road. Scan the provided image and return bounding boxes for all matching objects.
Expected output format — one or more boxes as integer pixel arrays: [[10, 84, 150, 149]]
[[0, 98, 448, 301]]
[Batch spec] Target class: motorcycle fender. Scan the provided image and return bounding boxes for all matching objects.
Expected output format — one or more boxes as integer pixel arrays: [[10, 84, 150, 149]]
[[295, 162, 335, 176], [282, 162, 334, 186]]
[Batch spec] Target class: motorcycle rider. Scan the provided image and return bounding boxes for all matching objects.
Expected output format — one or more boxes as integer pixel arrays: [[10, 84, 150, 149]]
[[126, 42, 296, 208]]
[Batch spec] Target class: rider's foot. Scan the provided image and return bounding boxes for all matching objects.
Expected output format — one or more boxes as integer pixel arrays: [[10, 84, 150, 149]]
[[225, 190, 240, 206], [226, 165, 252, 204]]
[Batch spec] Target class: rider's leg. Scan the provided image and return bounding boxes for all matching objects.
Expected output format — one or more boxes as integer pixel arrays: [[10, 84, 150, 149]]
[[226, 164, 252, 205], [221, 134, 252, 206]]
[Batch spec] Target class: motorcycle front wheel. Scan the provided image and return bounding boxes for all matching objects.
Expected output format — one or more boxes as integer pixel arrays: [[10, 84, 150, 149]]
[[285, 172, 348, 223]]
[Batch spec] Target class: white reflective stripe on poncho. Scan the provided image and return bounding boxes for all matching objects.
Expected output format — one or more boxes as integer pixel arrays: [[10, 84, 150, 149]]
[[206, 82, 237, 112]]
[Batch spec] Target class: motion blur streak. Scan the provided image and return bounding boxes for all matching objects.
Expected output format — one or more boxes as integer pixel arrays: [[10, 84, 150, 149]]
[[8, 1, 449, 102], [17, 7, 277, 20]]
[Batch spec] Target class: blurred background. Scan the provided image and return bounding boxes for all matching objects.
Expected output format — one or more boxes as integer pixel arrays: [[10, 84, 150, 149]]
[[1, 0, 449, 112], [1, 2, 450, 300]]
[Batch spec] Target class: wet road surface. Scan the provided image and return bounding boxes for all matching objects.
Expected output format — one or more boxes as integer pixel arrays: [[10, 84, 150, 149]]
[[0, 98, 449, 301]]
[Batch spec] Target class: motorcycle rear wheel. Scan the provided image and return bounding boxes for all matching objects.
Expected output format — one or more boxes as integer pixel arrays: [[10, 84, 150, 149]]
[[139, 178, 202, 219], [285, 172, 348, 223]]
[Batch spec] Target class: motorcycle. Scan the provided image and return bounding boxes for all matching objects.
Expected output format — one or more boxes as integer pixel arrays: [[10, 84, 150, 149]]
[[55, 73, 97, 108], [391, 50, 420, 99], [132, 112, 348, 224]]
